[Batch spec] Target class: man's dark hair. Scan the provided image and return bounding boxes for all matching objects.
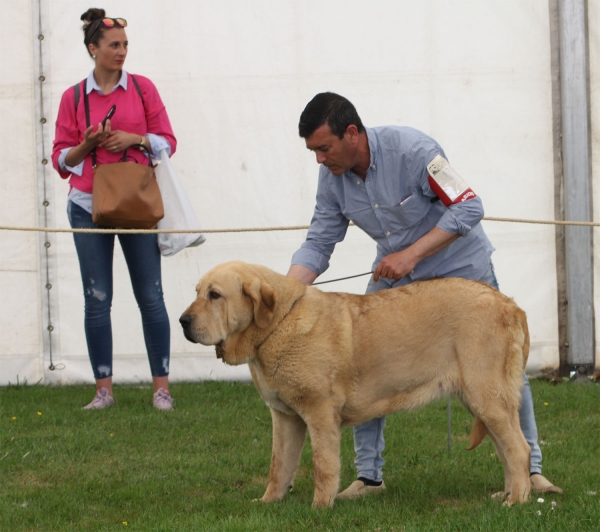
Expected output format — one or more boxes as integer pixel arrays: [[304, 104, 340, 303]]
[[298, 92, 365, 139]]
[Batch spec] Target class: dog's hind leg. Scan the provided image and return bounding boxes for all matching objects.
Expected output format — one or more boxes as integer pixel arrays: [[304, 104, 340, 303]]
[[261, 408, 307, 503], [465, 415, 512, 499], [493, 409, 530, 504], [486, 429, 512, 498], [475, 406, 530, 504]]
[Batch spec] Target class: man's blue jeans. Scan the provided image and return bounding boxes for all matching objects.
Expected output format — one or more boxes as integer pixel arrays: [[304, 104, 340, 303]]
[[68, 201, 171, 380], [353, 263, 542, 482]]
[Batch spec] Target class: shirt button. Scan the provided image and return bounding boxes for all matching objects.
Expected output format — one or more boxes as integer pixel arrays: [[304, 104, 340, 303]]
[[386, 231, 391, 236], [375, 204, 379, 208], [356, 180, 361, 185]]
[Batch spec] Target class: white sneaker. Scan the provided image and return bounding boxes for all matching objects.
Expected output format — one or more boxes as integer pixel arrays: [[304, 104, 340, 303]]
[[153, 388, 174, 411], [82, 388, 114, 410]]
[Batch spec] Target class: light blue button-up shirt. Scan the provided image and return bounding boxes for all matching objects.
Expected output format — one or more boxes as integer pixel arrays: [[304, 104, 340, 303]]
[[291, 126, 494, 286]]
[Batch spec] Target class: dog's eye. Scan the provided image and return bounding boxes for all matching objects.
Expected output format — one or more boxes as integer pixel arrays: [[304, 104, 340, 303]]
[[208, 290, 221, 300]]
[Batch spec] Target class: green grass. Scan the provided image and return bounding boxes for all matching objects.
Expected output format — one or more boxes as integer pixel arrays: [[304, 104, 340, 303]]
[[1, 379, 599, 531]]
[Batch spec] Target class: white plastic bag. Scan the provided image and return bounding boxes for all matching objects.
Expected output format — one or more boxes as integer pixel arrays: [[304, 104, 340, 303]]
[[154, 149, 205, 256]]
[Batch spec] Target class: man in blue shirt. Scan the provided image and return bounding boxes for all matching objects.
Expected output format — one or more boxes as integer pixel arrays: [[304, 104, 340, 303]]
[[288, 92, 562, 499]]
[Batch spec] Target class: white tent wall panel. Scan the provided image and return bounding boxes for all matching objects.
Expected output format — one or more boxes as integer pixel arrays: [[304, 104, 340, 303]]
[[486, 223, 559, 375], [0, 271, 44, 383], [0, 0, 572, 385], [589, 0, 600, 371], [0, 0, 44, 384]]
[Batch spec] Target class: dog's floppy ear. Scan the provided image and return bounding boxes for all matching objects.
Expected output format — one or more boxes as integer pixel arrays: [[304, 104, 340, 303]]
[[243, 278, 276, 329]]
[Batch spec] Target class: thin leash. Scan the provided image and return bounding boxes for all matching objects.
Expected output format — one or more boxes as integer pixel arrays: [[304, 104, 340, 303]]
[[312, 271, 374, 285], [313, 270, 405, 288]]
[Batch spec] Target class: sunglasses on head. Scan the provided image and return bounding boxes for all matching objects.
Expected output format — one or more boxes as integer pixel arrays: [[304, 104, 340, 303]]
[[88, 17, 127, 42]]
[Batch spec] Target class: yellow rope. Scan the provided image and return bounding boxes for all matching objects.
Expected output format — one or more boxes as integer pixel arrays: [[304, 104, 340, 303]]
[[0, 217, 598, 234], [0, 225, 310, 234], [482, 217, 599, 226]]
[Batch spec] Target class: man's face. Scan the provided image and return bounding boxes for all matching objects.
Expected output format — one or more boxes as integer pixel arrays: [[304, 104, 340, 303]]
[[305, 124, 359, 176]]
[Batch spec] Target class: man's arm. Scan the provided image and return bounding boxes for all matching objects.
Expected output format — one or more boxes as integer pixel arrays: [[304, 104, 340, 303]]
[[288, 166, 349, 284], [287, 264, 319, 285], [373, 226, 459, 282]]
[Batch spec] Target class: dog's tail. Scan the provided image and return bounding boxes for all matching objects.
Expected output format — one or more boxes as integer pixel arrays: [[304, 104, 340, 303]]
[[466, 417, 487, 450]]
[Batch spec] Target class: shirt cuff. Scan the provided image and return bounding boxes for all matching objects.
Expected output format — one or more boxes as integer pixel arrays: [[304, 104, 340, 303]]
[[58, 148, 84, 176], [291, 246, 330, 276], [145, 134, 171, 157], [436, 210, 473, 237]]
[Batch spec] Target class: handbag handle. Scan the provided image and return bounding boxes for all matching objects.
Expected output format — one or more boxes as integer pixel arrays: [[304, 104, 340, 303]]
[[120, 144, 154, 166]]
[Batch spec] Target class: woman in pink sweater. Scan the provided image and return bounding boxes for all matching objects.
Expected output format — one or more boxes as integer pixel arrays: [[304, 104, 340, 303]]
[[52, 8, 177, 411]]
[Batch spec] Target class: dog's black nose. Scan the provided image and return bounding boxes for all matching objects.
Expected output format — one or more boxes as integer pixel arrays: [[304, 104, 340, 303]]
[[179, 314, 192, 328]]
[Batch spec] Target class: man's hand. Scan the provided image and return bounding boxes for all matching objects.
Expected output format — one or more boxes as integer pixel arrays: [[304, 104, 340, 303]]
[[373, 249, 418, 282], [373, 227, 460, 283]]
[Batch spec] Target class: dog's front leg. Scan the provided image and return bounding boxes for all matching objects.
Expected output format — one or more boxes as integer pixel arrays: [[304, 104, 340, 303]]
[[305, 410, 342, 508], [261, 408, 307, 503]]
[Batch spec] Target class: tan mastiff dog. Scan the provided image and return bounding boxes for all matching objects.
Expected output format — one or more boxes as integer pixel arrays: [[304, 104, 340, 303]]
[[180, 260, 531, 508]]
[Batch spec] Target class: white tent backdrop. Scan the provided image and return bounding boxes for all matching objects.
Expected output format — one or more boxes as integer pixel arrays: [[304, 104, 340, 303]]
[[1, 0, 597, 386]]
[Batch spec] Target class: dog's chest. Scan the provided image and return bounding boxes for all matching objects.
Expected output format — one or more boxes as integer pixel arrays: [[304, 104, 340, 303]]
[[249, 360, 296, 416]]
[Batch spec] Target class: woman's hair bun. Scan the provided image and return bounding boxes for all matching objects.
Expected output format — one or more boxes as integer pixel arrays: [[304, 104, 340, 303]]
[[80, 8, 106, 24]]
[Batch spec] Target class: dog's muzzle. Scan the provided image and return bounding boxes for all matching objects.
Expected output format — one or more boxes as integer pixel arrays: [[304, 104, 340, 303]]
[[179, 313, 197, 343]]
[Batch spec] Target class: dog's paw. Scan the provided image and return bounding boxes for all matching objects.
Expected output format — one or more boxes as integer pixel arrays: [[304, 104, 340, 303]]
[[492, 490, 515, 505], [312, 495, 336, 509], [259, 492, 286, 504], [501, 491, 514, 507]]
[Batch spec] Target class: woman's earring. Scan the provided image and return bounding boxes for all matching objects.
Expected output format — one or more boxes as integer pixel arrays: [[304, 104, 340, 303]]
[[93, 55, 96, 59]]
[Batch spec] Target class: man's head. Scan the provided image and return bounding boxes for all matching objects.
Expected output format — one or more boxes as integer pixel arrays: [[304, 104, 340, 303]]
[[299, 93, 368, 176], [298, 92, 364, 140]]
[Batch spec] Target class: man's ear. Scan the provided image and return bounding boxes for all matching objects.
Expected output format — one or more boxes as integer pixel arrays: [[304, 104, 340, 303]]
[[344, 124, 359, 143], [242, 278, 276, 329]]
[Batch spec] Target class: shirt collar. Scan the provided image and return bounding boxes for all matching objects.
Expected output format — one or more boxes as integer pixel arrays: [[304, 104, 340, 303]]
[[341, 126, 378, 178], [86, 70, 128, 94], [365, 127, 378, 170]]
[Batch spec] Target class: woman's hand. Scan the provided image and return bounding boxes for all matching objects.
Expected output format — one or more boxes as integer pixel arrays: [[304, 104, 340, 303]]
[[83, 120, 112, 148], [64, 121, 112, 167], [100, 130, 141, 153]]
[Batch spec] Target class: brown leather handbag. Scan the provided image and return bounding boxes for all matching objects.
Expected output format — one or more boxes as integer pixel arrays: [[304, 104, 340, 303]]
[[92, 144, 164, 229]]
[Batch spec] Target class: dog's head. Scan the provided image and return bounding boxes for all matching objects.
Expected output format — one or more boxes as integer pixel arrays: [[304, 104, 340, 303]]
[[180, 261, 278, 364]]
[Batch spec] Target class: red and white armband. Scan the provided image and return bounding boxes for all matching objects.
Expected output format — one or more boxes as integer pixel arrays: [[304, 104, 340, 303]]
[[427, 155, 476, 207]]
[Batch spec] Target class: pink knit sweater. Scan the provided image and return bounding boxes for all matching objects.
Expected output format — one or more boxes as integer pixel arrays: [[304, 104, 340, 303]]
[[52, 73, 177, 193]]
